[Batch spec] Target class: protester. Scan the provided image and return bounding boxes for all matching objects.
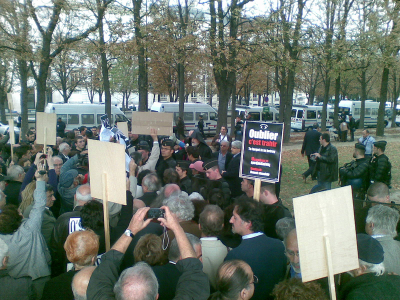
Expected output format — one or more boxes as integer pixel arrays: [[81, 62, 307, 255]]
[[190, 130, 212, 160], [211, 126, 232, 152], [156, 139, 176, 179], [225, 199, 286, 300], [176, 160, 192, 194], [221, 141, 243, 198]]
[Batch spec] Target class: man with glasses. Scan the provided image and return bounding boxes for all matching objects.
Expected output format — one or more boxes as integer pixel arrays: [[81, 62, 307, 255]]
[[211, 126, 232, 152], [225, 199, 286, 300], [156, 140, 176, 179]]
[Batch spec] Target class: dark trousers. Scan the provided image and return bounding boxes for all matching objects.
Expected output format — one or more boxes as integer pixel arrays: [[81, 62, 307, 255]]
[[341, 131, 347, 142], [350, 129, 355, 141], [303, 155, 317, 180]]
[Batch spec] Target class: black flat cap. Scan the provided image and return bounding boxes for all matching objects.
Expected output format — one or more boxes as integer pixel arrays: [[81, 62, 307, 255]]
[[355, 143, 366, 151], [373, 141, 387, 150], [203, 159, 219, 170], [356, 233, 384, 264]]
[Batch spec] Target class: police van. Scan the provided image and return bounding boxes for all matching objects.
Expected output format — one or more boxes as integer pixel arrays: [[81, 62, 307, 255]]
[[339, 100, 388, 128], [45, 103, 130, 131], [291, 105, 334, 131], [235, 105, 279, 122], [150, 102, 218, 136]]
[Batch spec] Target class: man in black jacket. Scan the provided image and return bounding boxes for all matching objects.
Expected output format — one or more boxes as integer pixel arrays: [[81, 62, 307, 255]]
[[301, 123, 321, 182], [339, 143, 370, 206], [221, 141, 243, 198], [176, 161, 192, 195], [311, 133, 338, 192], [190, 130, 212, 161], [370, 141, 391, 187]]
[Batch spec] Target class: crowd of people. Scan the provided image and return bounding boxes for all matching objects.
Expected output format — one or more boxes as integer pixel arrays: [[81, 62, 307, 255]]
[[0, 119, 398, 300]]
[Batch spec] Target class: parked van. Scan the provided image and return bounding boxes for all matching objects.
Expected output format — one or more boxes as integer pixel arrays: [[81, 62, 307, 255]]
[[395, 104, 400, 127], [291, 105, 334, 131], [339, 100, 388, 128], [150, 102, 218, 136], [235, 105, 279, 122], [45, 103, 130, 131]]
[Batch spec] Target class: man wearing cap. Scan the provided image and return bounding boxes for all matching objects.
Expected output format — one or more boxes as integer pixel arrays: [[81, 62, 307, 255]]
[[137, 129, 159, 173], [339, 143, 370, 206], [198, 115, 205, 138], [176, 161, 192, 194], [365, 205, 400, 275], [370, 141, 391, 187], [156, 139, 177, 179], [358, 129, 375, 157], [339, 233, 400, 299], [204, 160, 231, 201], [189, 161, 205, 177]]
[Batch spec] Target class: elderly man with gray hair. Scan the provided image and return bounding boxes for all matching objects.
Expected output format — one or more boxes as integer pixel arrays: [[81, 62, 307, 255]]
[[211, 140, 233, 173], [221, 140, 243, 198], [163, 191, 202, 242], [365, 204, 400, 275], [4, 164, 25, 206]]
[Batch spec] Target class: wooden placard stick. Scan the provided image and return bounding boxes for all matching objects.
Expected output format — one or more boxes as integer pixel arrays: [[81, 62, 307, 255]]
[[324, 235, 337, 300], [43, 128, 47, 155], [253, 179, 261, 201], [102, 172, 111, 251], [8, 118, 15, 162]]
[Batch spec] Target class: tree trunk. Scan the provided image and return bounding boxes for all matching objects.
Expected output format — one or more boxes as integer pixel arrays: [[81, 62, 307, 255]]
[[283, 69, 295, 143], [334, 74, 340, 128], [0, 90, 6, 124], [359, 70, 367, 129], [321, 73, 331, 131], [99, 17, 112, 120], [376, 67, 389, 136], [230, 73, 237, 135], [18, 59, 29, 138], [178, 62, 185, 119], [391, 71, 399, 128]]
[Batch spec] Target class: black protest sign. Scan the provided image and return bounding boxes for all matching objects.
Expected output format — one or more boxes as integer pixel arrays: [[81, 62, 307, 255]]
[[239, 121, 284, 183]]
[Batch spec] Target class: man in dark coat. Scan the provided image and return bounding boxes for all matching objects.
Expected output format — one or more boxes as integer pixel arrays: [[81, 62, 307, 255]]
[[56, 117, 66, 138], [197, 115, 205, 138], [301, 123, 321, 182], [212, 140, 233, 173], [190, 130, 212, 161], [156, 140, 177, 179], [176, 161, 192, 195], [221, 140, 243, 198], [311, 133, 338, 192], [370, 141, 391, 187], [348, 114, 356, 141], [339, 143, 370, 206]]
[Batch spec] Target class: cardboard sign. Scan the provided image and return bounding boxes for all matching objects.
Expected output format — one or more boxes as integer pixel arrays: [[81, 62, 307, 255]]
[[131, 112, 173, 136], [7, 118, 15, 145], [293, 186, 359, 282], [239, 121, 284, 183], [7, 93, 13, 111], [116, 122, 129, 137], [36, 112, 57, 145], [87, 139, 126, 205]]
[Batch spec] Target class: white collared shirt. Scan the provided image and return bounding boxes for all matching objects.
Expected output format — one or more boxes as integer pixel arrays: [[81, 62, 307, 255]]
[[200, 237, 218, 241], [242, 232, 264, 240]]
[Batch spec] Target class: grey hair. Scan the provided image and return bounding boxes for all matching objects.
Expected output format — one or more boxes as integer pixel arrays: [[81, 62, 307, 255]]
[[359, 259, 385, 276], [366, 205, 399, 238], [220, 140, 230, 146], [168, 233, 201, 262], [76, 184, 92, 202], [276, 217, 296, 241], [52, 156, 63, 164], [231, 140, 242, 149], [114, 262, 158, 300], [7, 165, 24, 181], [163, 192, 194, 221], [0, 238, 8, 268], [59, 142, 70, 153], [188, 192, 204, 201], [142, 174, 160, 192]]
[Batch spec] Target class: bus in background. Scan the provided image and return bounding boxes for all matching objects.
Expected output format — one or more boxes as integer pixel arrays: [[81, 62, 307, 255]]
[[150, 102, 218, 136], [339, 100, 388, 128], [290, 105, 334, 131], [395, 104, 400, 127], [235, 105, 279, 122]]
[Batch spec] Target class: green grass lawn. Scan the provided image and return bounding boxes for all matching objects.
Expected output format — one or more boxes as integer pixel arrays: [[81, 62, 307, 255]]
[[279, 141, 400, 212]]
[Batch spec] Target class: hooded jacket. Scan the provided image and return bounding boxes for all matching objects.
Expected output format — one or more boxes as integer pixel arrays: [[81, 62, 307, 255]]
[[190, 130, 212, 160]]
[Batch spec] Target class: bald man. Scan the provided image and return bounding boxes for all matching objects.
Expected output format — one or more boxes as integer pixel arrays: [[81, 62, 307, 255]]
[[72, 266, 97, 300]]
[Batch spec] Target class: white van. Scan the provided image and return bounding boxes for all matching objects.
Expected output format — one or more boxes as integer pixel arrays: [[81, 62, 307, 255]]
[[339, 100, 388, 128], [45, 103, 130, 131], [150, 102, 218, 136], [291, 105, 334, 131], [235, 105, 279, 122]]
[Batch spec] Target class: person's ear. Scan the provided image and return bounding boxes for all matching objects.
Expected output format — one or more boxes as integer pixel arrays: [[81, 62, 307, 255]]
[[240, 288, 248, 299]]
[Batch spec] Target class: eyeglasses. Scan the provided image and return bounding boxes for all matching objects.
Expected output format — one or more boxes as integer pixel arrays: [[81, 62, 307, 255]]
[[250, 274, 259, 284], [285, 250, 300, 257], [53, 163, 63, 167]]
